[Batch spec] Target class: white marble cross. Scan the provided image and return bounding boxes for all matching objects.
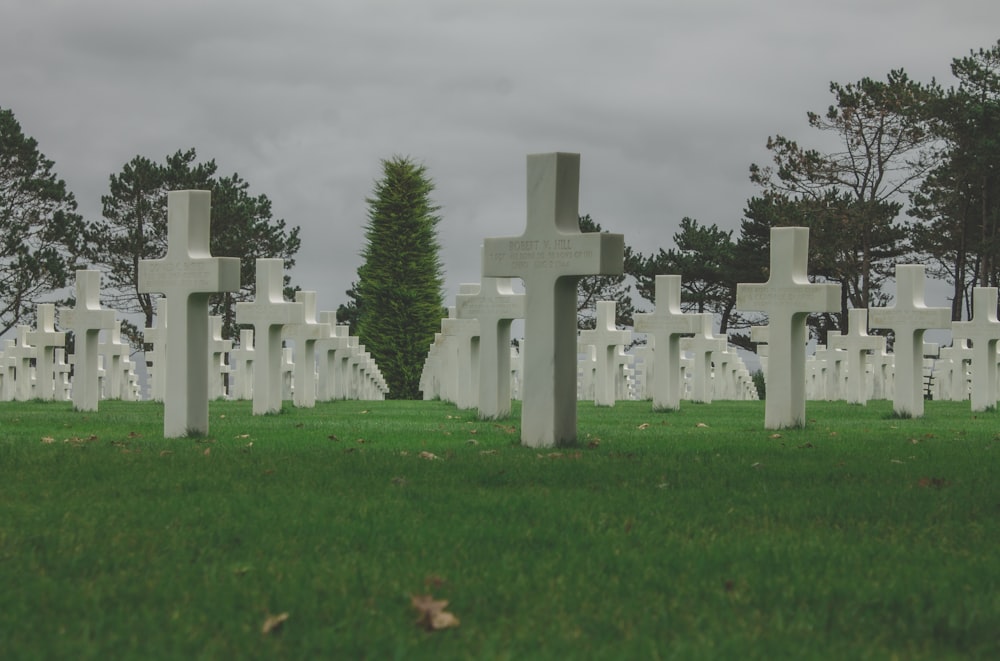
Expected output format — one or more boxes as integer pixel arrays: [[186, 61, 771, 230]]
[[868, 264, 951, 418], [228, 328, 255, 401], [59, 270, 116, 412], [578, 301, 631, 407], [208, 316, 232, 400], [235, 258, 304, 414], [314, 314, 348, 402], [828, 308, 885, 405], [139, 191, 240, 436], [144, 299, 168, 402], [26, 304, 66, 401], [951, 286, 1000, 412], [455, 269, 525, 420], [679, 315, 726, 403], [482, 153, 624, 447], [282, 291, 331, 408], [736, 227, 840, 428], [634, 275, 705, 411]]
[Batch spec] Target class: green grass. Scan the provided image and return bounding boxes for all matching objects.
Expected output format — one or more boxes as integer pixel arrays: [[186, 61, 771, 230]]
[[2, 399, 999, 660]]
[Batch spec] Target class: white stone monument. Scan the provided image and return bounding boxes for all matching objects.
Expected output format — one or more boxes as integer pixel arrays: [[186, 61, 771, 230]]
[[578, 301, 631, 407], [482, 153, 624, 447], [138, 190, 240, 436], [26, 304, 66, 401], [951, 286, 1000, 412], [828, 308, 884, 405], [736, 227, 840, 429], [59, 270, 116, 412], [235, 259, 304, 415], [455, 271, 525, 419], [869, 264, 951, 418], [282, 291, 330, 408], [634, 275, 704, 411]]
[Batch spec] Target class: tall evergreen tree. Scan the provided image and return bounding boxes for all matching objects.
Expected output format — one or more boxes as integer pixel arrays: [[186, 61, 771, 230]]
[[351, 156, 445, 399], [0, 107, 91, 335]]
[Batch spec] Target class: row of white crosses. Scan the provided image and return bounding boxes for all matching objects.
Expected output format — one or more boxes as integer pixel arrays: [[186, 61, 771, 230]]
[[138, 191, 386, 438]]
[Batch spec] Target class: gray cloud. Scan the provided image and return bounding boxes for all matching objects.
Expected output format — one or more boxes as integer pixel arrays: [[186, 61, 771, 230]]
[[2, 0, 996, 322]]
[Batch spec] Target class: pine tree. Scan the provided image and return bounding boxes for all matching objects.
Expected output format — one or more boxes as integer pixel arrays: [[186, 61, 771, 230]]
[[0, 107, 91, 335], [351, 156, 445, 399]]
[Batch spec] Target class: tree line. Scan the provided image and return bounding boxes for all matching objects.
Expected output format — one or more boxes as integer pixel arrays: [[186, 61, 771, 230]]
[[1, 40, 997, 396]]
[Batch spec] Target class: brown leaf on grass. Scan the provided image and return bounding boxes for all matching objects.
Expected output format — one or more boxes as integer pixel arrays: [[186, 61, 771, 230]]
[[798, 442, 814, 449], [493, 424, 517, 434], [465, 439, 478, 445], [328, 434, 340, 441], [480, 449, 498, 455], [127, 431, 142, 439], [411, 594, 460, 631], [159, 450, 173, 457], [235, 434, 250, 439], [203, 448, 211, 456], [587, 439, 600, 448], [769, 433, 782, 439], [359, 409, 370, 415], [419, 451, 440, 460], [910, 438, 920, 444], [41, 436, 55, 444], [696, 423, 709, 428], [637, 423, 650, 430], [917, 477, 949, 489], [391, 476, 407, 486], [261, 612, 289, 635]]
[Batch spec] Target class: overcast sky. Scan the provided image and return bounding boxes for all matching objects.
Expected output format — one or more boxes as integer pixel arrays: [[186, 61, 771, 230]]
[[3, 0, 998, 319]]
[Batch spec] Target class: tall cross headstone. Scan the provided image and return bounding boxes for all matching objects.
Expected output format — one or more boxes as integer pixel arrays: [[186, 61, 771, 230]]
[[736, 227, 841, 429], [138, 190, 240, 437], [827, 308, 884, 405], [482, 153, 624, 447], [235, 259, 304, 415], [679, 314, 726, 403], [455, 269, 525, 420], [578, 301, 631, 407], [283, 291, 331, 408], [26, 304, 66, 401], [634, 275, 705, 411], [59, 270, 116, 412], [951, 286, 1000, 412], [868, 264, 951, 418]]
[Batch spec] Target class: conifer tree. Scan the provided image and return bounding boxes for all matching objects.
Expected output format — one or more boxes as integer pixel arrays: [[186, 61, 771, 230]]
[[351, 156, 445, 399]]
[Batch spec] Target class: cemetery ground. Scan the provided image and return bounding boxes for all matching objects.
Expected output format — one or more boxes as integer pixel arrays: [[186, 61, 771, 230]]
[[2, 399, 998, 660]]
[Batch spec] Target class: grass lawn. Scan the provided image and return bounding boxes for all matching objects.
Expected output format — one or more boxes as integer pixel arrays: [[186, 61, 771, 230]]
[[1, 398, 999, 660]]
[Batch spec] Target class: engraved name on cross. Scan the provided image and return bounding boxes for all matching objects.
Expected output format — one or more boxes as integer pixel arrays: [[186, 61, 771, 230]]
[[482, 153, 624, 447]]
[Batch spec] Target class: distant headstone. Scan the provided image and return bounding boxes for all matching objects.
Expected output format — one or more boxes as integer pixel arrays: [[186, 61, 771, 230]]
[[283, 291, 331, 408], [868, 264, 951, 418], [679, 314, 726, 403], [235, 259, 304, 414], [229, 329, 255, 401], [634, 275, 704, 411], [951, 286, 1000, 412], [455, 270, 525, 419], [26, 304, 66, 401], [578, 301, 631, 407], [736, 227, 840, 428], [59, 270, 116, 412], [482, 153, 624, 447], [138, 190, 240, 436], [828, 308, 884, 405]]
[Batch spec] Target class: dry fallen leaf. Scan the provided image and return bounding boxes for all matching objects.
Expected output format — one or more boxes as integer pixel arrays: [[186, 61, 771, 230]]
[[40, 436, 55, 444], [637, 423, 650, 430], [419, 451, 440, 460], [696, 423, 709, 428], [261, 612, 289, 635], [159, 450, 173, 457], [203, 448, 211, 456], [411, 594, 460, 631], [465, 439, 478, 445], [480, 449, 498, 455], [587, 439, 600, 448], [235, 434, 250, 439], [769, 433, 782, 439]]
